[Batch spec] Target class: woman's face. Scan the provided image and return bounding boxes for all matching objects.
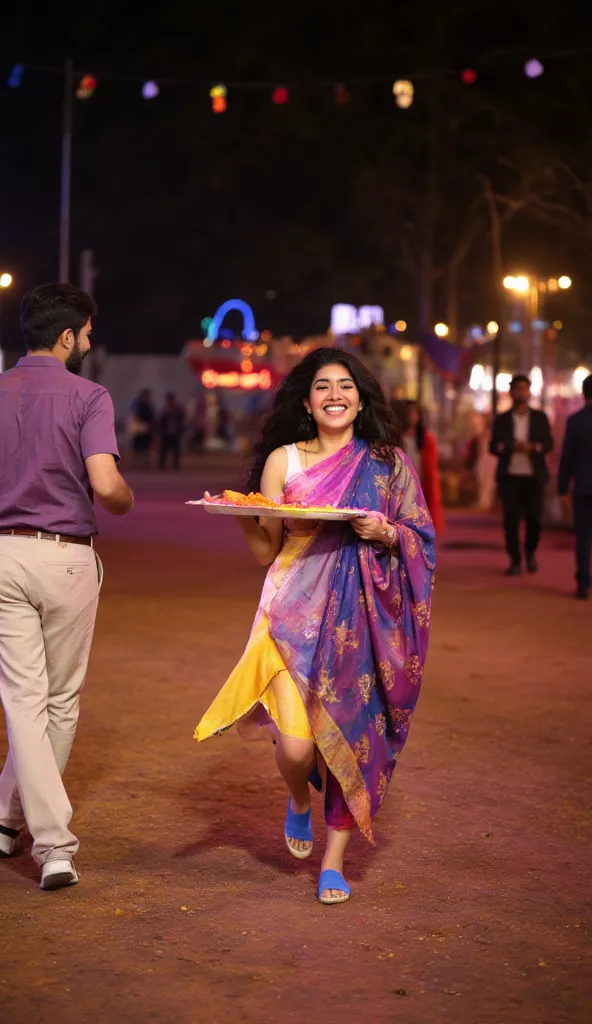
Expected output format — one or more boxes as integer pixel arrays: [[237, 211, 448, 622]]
[[305, 363, 362, 433]]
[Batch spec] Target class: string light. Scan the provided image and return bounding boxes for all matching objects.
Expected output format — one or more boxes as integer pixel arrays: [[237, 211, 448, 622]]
[[393, 80, 414, 109], [461, 69, 477, 85], [210, 84, 227, 113], [524, 58, 544, 79], [76, 74, 97, 100], [142, 80, 159, 99], [7, 64, 23, 88], [272, 86, 289, 105]]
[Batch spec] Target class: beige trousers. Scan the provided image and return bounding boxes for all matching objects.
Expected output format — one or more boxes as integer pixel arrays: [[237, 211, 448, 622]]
[[0, 536, 102, 865]]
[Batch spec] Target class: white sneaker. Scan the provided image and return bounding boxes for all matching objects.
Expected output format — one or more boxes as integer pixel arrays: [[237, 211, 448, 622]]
[[40, 859, 79, 891], [0, 827, 19, 857]]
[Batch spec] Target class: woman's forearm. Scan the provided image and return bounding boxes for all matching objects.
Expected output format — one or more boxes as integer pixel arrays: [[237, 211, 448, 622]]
[[237, 517, 280, 566]]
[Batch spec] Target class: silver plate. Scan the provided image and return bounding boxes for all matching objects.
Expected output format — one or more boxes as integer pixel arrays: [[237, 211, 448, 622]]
[[186, 500, 366, 521]]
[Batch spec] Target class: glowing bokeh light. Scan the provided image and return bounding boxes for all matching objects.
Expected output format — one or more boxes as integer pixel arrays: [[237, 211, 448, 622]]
[[393, 80, 414, 109], [142, 80, 159, 99], [272, 86, 289, 105], [7, 64, 23, 88], [573, 366, 590, 391], [525, 59, 544, 79], [76, 74, 97, 100]]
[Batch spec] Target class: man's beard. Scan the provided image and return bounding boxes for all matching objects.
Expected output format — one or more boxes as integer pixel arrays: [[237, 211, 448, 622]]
[[65, 339, 87, 375]]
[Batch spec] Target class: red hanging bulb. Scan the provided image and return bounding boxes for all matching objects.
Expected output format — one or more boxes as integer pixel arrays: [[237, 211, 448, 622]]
[[76, 74, 97, 100], [461, 69, 477, 85], [272, 86, 289, 105]]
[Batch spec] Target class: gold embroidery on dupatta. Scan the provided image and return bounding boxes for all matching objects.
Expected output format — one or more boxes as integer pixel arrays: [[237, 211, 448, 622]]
[[309, 699, 374, 842], [374, 473, 389, 499], [354, 734, 370, 764], [358, 673, 374, 704], [404, 654, 422, 686], [334, 622, 359, 656], [375, 712, 387, 737], [377, 772, 388, 800], [378, 660, 396, 690], [389, 706, 412, 729], [316, 667, 339, 704], [413, 600, 430, 628]]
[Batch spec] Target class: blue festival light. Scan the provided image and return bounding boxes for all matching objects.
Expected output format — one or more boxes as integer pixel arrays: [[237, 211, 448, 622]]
[[207, 300, 257, 342], [7, 64, 23, 88]]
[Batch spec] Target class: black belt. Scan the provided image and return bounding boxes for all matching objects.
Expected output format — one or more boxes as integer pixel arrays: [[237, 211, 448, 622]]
[[0, 527, 93, 547]]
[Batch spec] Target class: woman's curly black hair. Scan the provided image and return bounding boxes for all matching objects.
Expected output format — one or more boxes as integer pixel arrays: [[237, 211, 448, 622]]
[[246, 347, 402, 491]]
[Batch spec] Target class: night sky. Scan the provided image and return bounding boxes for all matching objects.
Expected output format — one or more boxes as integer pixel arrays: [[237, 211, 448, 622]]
[[1, 1, 590, 355]]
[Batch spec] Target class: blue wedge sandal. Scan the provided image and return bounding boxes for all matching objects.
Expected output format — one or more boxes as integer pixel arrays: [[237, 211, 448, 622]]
[[318, 869, 351, 905], [284, 799, 313, 860]]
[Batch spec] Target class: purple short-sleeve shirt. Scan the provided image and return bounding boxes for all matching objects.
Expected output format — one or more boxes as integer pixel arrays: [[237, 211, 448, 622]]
[[0, 355, 120, 536]]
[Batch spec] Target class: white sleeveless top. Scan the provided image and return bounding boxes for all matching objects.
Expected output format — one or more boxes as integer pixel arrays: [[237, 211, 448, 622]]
[[283, 443, 303, 483]]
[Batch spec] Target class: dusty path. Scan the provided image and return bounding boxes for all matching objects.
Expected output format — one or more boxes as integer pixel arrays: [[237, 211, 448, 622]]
[[1, 466, 590, 1023]]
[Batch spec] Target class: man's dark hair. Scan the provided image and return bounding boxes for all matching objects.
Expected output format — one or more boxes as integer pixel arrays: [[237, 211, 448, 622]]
[[583, 374, 592, 400], [20, 283, 97, 352], [510, 374, 531, 390]]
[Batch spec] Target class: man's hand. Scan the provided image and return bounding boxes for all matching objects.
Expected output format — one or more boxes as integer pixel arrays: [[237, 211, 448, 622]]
[[560, 493, 573, 519]]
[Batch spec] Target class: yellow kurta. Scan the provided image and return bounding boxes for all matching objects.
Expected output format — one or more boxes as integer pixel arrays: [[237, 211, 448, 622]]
[[195, 531, 314, 742]]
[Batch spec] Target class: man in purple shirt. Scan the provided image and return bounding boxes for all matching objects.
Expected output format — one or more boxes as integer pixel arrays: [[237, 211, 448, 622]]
[[0, 283, 134, 891]]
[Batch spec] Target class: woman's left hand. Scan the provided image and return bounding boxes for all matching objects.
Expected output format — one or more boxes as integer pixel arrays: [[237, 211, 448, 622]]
[[351, 511, 396, 545]]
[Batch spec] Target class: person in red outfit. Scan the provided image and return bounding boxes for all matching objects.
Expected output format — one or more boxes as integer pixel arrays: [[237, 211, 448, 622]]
[[395, 400, 445, 534]]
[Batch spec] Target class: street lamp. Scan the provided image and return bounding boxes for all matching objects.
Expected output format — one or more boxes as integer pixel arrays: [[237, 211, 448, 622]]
[[501, 272, 573, 408], [503, 274, 529, 294]]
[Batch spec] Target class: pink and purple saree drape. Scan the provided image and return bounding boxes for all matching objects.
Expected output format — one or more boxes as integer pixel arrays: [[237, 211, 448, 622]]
[[268, 438, 435, 840]]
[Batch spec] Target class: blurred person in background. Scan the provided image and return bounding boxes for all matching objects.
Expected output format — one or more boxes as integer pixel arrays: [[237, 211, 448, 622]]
[[395, 400, 444, 534], [490, 375, 553, 576], [158, 392, 186, 472], [128, 388, 155, 468], [557, 373, 592, 600], [186, 393, 206, 452], [464, 412, 497, 512]]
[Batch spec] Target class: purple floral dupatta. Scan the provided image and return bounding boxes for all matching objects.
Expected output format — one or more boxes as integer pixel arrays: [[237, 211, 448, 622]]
[[268, 438, 435, 841]]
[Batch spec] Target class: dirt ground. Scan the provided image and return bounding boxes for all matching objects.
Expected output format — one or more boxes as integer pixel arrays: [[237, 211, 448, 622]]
[[1, 461, 591, 1024]]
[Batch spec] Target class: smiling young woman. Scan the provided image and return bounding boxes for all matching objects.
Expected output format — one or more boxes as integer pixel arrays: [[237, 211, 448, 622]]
[[195, 348, 435, 905]]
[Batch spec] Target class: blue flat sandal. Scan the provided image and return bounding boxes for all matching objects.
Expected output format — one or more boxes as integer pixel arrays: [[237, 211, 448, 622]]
[[284, 799, 313, 860], [318, 869, 351, 905]]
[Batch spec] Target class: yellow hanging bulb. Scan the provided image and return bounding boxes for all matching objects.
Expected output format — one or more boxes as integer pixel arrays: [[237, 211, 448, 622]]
[[393, 80, 414, 109], [210, 84, 227, 113]]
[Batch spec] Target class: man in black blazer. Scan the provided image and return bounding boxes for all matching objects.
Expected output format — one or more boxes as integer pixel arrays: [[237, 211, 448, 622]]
[[557, 373, 592, 600], [490, 375, 554, 575]]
